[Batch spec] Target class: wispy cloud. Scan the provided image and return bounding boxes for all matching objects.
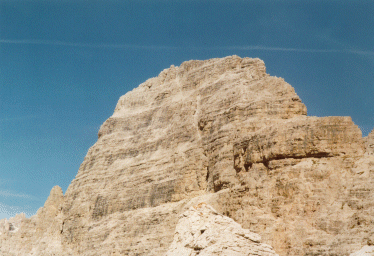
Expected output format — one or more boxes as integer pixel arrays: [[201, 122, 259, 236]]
[[216, 45, 374, 56], [1, 39, 373, 57], [0, 202, 36, 220], [0, 39, 179, 50], [314, 32, 374, 56], [0, 190, 40, 201], [346, 49, 374, 57]]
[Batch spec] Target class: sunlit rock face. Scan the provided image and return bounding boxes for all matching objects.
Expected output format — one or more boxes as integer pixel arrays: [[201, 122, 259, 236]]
[[350, 245, 374, 256], [165, 203, 279, 256], [0, 186, 69, 256], [366, 129, 374, 155], [1, 56, 373, 256]]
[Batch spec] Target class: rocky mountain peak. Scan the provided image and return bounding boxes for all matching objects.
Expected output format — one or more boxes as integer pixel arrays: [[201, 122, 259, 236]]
[[0, 56, 373, 256]]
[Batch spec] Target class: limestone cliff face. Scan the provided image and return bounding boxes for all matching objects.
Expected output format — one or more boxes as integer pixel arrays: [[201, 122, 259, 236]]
[[0, 56, 373, 256]]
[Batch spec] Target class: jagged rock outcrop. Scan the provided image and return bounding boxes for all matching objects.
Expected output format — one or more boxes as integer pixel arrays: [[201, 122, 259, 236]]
[[0, 213, 25, 234], [0, 56, 373, 255], [165, 203, 278, 256], [0, 186, 70, 255]]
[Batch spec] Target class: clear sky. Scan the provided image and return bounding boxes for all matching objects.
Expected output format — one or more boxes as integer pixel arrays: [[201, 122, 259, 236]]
[[0, 0, 373, 220]]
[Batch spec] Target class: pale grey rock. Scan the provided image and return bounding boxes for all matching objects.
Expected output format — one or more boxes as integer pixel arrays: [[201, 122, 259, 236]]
[[0, 213, 25, 234], [165, 203, 278, 256], [350, 245, 374, 256]]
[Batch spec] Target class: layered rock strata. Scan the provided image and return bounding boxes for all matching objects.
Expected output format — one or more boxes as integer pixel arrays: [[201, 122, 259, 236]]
[[0, 56, 373, 256]]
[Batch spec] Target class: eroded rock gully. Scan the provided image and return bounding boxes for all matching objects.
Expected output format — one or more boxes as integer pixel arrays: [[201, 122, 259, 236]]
[[1, 56, 373, 256]]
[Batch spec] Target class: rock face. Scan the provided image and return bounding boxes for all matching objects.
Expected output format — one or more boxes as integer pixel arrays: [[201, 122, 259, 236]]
[[349, 245, 374, 256], [165, 203, 278, 256], [366, 129, 374, 155], [0, 186, 69, 256], [0, 213, 25, 234], [0, 55, 373, 255]]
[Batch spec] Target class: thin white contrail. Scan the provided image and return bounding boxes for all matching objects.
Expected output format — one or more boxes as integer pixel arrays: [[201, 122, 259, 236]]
[[216, 45, 374, 56], [0, 39, 178, 50], [1, 39, 373, 56]]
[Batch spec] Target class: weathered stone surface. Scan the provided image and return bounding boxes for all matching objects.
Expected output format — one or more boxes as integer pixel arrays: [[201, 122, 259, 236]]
[[0, 213, 25, 234], [233, 116, 364, 171], [0, 185, 71, 256], [165, 203, 279, 256], [349, 245, 374, 256], [366, 129, 374, 155], [0, 56, 373, 255]]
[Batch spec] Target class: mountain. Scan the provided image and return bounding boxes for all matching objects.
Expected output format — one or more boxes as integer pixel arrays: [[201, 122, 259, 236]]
[[1, 56, 373, 255]]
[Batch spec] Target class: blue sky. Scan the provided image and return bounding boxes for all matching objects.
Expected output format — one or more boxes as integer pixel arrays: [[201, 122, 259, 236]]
[[0, 0, 373, 219]]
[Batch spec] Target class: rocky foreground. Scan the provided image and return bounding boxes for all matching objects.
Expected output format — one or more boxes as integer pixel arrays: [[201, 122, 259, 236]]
[[1, 56, 374, 255]]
